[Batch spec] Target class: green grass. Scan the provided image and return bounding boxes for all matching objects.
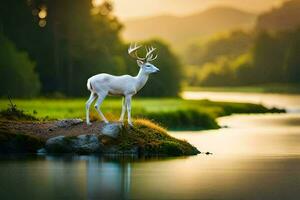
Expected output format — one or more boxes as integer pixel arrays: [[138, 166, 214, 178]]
[[0, 98, 284, 130]]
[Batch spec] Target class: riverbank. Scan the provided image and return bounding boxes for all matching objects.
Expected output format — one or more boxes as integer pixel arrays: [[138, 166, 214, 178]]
[[0, 118, 199, 156], [0, 98, 285, 130], [185, 84, 300, 94]]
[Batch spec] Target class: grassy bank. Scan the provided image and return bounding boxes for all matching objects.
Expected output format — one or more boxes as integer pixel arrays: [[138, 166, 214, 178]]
[[101, 119, 200, 156], [185, 84, 300, 94], [0, 98, 284, 130]]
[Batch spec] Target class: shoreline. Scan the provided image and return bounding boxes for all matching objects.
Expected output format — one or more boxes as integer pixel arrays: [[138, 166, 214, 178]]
[[0, 119, 200, 156]]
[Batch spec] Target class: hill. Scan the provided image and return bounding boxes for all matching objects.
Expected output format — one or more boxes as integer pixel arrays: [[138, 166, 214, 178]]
[[256, 0, 300, 31], [122, 6, 256, 46]]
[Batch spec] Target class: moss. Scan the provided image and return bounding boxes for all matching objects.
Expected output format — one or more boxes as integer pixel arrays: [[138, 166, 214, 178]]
[[0, 131, 45, 153], [102, 119, 200, 156]]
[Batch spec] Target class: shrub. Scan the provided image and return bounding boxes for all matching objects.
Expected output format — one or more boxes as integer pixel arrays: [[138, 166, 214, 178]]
[[0, 100, 38, 121]]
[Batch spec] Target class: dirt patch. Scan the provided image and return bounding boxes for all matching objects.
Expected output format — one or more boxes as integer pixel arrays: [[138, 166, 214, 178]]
[[0, 120, 105, 139]]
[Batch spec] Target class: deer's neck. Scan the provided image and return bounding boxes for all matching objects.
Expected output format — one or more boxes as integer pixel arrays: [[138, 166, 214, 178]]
[[135, 69, 149, 92]]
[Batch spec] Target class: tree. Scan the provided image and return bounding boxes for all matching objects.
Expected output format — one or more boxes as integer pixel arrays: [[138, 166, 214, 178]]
[[40, 0, 125, 96], [0, 33, 40, 97], [0, 1, 183, 97], [0, 0, 125, 96], [123, 40, 183, 97], [184, 30, 253, 66], [284, 28, 300, 83], [251, 31, 286, 83]]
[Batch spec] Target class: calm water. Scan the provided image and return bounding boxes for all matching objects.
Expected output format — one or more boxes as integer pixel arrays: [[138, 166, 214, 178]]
[[1, 92, 300, 200]]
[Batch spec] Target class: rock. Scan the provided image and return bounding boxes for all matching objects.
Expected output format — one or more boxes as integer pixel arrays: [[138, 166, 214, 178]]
[[54, 119, 83, 128], [45, 135, 72, 153], [44, 122, 123, 154], [45, 134, 102, 154], [101, 123, 121, 138], [73, 135, 103, 154]]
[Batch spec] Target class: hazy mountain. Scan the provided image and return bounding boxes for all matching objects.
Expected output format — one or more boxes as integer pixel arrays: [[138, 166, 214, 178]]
[[122, 6, 256, 45], [256, 0, 300, 31]]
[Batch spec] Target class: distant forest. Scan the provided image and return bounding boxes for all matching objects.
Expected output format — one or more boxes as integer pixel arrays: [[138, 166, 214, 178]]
[[1, 0, 300, 98], [0, 0, 182, 98], [183, 0, 300, 86]]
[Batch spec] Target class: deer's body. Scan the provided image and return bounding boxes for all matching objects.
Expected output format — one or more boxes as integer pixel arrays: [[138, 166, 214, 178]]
[[87, 72, 149, 96], [85, 43, 159, 126]]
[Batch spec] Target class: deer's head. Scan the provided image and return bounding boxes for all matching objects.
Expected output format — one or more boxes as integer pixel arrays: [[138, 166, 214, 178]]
[[128, 43, 160, 74]]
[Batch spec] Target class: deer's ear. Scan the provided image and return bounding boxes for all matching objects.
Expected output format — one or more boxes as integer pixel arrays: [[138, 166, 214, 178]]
[[137, 60, 144, 67]]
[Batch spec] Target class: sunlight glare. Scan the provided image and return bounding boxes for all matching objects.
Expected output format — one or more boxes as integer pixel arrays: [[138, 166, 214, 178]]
[[38, 8, 47, 19], [92, 0, 104, 7]]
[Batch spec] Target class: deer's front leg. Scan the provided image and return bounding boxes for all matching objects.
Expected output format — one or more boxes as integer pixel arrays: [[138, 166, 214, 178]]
[[94, 93, 109, 124], [125, 95, 133, 127], [119, 97, 126, 124]]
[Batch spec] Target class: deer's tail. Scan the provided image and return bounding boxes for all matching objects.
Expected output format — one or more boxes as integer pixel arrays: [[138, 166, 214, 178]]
[[87, 79, 93, 91]]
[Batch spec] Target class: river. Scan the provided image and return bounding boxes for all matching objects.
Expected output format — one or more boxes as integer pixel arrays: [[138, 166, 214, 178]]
[[0, 92, 300, 200]]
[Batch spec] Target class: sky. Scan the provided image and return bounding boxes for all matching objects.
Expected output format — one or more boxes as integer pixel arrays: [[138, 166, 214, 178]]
[[111, 0, 286, 20]]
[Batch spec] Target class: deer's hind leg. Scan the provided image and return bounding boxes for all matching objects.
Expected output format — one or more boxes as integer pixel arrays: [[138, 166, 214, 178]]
[[94, 92, 109, 123], [119, 97, 126, 124], [86, 92, 97, 125], [125, 95, 133, 127]]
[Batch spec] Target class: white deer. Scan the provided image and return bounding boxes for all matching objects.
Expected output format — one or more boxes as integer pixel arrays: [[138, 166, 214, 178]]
[[85, 43, 159, 126]]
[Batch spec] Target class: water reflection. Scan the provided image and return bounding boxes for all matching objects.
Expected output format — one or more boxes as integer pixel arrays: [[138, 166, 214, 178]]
[[1, 105, 300, 199], [84, 156, 131, 200], [172, 114, 300, 157], [0, 155, 129, 199], [0, 155, 192, 200]]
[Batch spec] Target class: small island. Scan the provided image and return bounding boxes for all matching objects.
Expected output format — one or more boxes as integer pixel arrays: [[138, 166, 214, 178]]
[[0, 106, 199, 156]]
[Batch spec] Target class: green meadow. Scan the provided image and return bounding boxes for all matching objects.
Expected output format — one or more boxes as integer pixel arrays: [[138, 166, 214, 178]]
[[0, 98, 284, 130]]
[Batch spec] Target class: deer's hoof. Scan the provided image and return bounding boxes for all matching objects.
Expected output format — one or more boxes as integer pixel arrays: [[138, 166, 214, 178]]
[[87, 122, 92, 126], [128, 122, 134, 127]]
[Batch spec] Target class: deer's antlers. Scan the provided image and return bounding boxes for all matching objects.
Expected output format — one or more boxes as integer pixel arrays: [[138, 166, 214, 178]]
[[128, 43, 158, 62]]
